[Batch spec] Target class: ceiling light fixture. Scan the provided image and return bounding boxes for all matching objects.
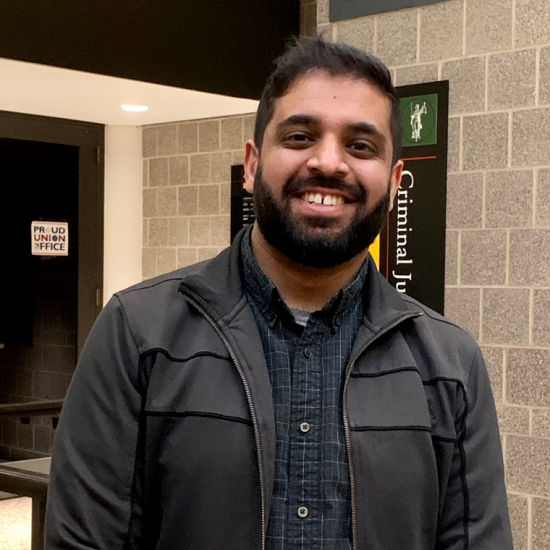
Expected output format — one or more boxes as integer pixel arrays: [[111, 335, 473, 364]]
[[121, 104, 149, 112]]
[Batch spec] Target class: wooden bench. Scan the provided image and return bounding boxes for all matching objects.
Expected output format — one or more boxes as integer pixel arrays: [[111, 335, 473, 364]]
[[0, 457, 51, 550]]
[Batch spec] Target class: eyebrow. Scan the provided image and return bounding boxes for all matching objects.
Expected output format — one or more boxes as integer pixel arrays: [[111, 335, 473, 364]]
[[347, 122, 385, 140], [276, 114, 317, 130]]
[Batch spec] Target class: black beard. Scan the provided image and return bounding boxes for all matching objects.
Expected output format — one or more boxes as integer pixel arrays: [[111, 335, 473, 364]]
[[253, 168, 391, 268]]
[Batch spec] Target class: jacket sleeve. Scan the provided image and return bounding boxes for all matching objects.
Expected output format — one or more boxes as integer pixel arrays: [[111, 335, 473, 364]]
[[45, 295, 142, 549], [437, 347, 513, 549]]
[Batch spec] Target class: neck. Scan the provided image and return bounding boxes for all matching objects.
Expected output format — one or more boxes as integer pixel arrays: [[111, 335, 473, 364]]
[[249, 224, 368, 311]]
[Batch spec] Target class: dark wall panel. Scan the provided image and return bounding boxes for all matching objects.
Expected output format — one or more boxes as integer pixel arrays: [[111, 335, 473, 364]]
[[0, 0, 299, 99], [330, 0, 451, 21]]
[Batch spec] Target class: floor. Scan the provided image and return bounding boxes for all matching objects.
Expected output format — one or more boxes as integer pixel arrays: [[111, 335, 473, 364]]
[[0, 497, 31, 550]]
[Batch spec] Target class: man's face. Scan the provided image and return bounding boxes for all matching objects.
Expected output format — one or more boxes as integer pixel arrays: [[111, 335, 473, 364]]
[[244, 70, 403, 268]]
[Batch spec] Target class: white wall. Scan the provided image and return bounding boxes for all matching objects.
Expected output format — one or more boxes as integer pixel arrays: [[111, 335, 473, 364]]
[[103, 125, 143, 304]]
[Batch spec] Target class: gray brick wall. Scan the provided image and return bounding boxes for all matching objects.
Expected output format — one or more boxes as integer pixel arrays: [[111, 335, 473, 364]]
[[142, 114, 255, 278], [0, 256, 76, 459], [318, 0, 550, 546]]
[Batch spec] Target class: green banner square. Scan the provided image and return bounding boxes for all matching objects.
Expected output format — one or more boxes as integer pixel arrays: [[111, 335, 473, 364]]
[[400, 94, 438, 147]]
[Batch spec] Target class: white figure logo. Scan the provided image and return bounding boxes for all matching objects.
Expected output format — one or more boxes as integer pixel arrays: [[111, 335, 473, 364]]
[[410, 102, 428, 142]]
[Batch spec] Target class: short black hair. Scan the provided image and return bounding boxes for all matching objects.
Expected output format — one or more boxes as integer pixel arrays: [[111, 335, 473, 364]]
[[254, 37, 402, 165]]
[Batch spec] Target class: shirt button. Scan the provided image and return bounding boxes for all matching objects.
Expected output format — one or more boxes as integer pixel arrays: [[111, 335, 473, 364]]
[[300, 422, 310, 433], [297, 506, 308, 518], [303, 348, 311, 358]]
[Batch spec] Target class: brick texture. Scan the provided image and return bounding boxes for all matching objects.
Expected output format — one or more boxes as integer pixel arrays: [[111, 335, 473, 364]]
[[318, 0, 550, 546], [0, 245, 76, 459], [142, 114, 253, 279]]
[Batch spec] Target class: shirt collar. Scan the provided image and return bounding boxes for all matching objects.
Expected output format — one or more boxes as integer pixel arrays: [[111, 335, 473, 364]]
[[240, 226, 369, 329]]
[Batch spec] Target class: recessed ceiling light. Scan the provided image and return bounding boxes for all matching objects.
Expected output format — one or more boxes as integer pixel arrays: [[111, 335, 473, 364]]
[[121, 104, 149, 112]]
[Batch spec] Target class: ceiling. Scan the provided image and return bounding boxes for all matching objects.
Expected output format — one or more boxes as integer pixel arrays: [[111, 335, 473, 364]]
[[0, 57, 259, 126], [0, 0, 298, 100]]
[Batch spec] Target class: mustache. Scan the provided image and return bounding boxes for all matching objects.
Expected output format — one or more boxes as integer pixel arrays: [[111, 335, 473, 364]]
[[283, 176, 366, 203]]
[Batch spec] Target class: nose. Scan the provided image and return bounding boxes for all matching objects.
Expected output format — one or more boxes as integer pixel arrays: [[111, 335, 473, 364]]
[[306, 135, 350, 178]]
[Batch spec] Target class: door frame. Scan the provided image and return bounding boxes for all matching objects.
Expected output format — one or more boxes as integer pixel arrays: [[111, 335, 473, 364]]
[[0, 110, 104, 356]]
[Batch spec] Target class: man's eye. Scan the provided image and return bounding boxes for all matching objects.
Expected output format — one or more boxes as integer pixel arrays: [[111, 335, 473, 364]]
[[348, 141, 374, 152], [284, 133, 313, 145], [349, 141, 375, 154]]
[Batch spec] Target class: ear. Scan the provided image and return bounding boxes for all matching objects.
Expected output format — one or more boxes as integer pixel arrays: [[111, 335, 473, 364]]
[[388, 160, 404, 212], [244, 140, 259, 194]]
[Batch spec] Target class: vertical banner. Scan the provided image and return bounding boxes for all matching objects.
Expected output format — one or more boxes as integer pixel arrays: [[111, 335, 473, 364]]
[[230, 165, 255, 241], [379, 80, 449, 315]]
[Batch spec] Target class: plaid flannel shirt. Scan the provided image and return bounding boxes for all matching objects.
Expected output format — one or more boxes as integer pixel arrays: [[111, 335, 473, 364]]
[[241, 230, 367, 550]]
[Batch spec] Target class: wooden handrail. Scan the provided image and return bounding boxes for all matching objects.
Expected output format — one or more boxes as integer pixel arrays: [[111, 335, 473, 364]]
[[0, 462, 49, 496], [0, 399, 63, 419]]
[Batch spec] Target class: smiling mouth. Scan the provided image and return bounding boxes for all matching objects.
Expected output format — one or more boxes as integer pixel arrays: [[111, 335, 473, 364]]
[[300, 192, 346, 206]]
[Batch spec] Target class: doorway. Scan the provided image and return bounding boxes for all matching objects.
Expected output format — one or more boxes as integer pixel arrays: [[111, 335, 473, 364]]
[[0, 111, 103, 460]]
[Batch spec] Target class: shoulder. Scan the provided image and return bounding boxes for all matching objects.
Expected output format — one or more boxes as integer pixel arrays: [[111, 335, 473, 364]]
[[399, 294, 483, 385], [114, 256, 220, 309], [116, 269, 185, 303], [106, 261, 215, 352], [403, 294, 475, 339]]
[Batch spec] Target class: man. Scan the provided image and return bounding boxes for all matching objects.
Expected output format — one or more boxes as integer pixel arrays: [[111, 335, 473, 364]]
[[45, 39, 512, 550]]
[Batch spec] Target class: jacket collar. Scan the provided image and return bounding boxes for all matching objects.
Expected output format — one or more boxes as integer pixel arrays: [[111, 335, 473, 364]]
[[178, 227, 413, 331], [361, 255, 413, 331], [177, 228, 248, 321]]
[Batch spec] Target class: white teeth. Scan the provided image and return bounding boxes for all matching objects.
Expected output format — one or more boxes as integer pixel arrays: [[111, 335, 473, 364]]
[[302, 193, 345, 205]]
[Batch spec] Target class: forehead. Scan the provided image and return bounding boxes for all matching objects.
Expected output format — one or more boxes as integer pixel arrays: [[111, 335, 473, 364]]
[[267, 70, 393, 137]]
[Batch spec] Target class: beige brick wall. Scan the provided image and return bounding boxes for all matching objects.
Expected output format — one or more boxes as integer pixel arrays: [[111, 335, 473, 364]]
[[142, 114, 255, 278], [141, 1, 550, 545], [318, 0, 550, 547]]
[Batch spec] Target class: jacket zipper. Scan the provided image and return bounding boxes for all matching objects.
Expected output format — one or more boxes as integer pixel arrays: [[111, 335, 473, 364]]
[[179, 292, 267, 550], [342, 311, 422, 550]]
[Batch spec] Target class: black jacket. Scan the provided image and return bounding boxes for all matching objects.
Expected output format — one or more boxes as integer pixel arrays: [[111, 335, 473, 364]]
[[45, 231, 512, 550]]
